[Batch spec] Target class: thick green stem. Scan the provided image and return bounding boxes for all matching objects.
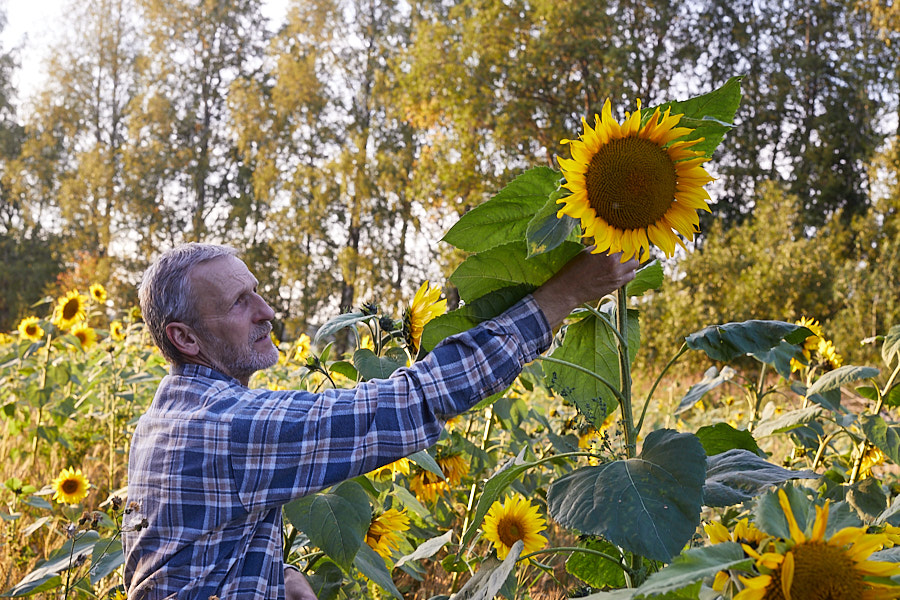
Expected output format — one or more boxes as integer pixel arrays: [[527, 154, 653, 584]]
[[616, 287, 635, 459]]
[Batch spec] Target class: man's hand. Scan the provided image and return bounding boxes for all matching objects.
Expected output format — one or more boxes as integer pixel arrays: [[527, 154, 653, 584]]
[[285, 566, 317, 600], [532, 249, 640, 328]]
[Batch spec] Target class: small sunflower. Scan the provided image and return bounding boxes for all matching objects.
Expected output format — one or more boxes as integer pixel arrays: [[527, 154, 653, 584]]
[[365, 508, 410, 560], [735, 489, 900, 600], [52, 290, 87, 330], [403, 281, 447, 352], [409, 470, 448, 503], [482, 495, 547, 560], [369, 457, 411, 480], [110, 320, 126, 341], [437, 454, 469, 486], [556, 98, 715, 262], [818, 338, 843, 370], [293, 333, 312, 362], [17, 316, 45, 342], [89, 283, 108, 304], [71, 323, 98, 350], [51, 467, 91, 504]]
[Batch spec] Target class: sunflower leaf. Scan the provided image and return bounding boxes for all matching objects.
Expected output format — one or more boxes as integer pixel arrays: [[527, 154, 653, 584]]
[[807, 365, 880, 397], [443, 167, 561, 253], [420, 284, 534, 352], [525, 187, 579, 257], [635, 542, 753, 596], [449, 240, 582, 303], [653, 76, 744, 158], [625, 260, 663, 297], [460, 449, 532, 548], [754, 485, 815, 539], [860, 414, 900, 466], [283, 481, 370, 571], [695, 422, 763, 457], [547, 429, 706, 562], [353, 542, 403, 599], [564, 538, 627, 589], [352, 349, 404, 381], [685, 320, 812, 363], [702, 449, 818, 507], [544, 306, 639, 430], [883, 325, 900, 367], [313, 312, 374, 347], [675, 366, 736, 415]]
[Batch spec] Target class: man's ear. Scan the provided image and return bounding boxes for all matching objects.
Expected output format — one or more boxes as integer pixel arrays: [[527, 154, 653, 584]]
[[166, 322, 202, 357]]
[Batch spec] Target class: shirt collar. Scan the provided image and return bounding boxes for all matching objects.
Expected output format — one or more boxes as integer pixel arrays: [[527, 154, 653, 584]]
[[170, 362, 243, 386]]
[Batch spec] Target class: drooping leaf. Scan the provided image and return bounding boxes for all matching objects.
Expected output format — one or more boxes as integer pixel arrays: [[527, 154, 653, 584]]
[[860, 415, 900, 466], [443, 167, 561, 253], [395, 530, 454, 569], [452, 542, 522, 600], [449, 240, 581, 303], [4, 531, 99, 597], [625, 260, 664, 297], [314, 312, 373, 347], [751, 339, 806, 379], [635, 542, 752, 596], [547, 430, 706, 562], [675, 366, 736, 415], [352, 349, 404, 381], [525, 187, 579, 257], [790, 382, 844, 413], [283, 481, 370, 571], [752, 406, 824, 437], [847, 478, 888, 521], [420, 285, 533, 352], [695, 423, 763, 457], [544, 307, 640, 430], [89, 538, 124, 584], [883, 325, 900, 367], [353, 542, 403, 599], [685, 320, 811, 363], [702, 449, 817, 507], [807, 365, 880, 397], [564, 538, 627, 589], [407, 450, 445, 480]]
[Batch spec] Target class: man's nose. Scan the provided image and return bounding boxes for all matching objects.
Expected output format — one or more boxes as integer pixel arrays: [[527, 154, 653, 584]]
[[254, 294, 276, 321]]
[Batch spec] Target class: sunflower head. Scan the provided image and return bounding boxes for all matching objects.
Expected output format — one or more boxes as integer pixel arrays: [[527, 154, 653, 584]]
[[369, 457, 411, 480], [71, 323, 98, 350], [293, 333, 312, 363], [482, 495, 547, 560], [51, 467, 91, 505], [53, 290, 88, 331], [17, 316, 45, 342], [89, 283, 108, 304], [366, 508, 410, 560], [409, 469, 448, 503], [437, 453, 469, 487], [403, 281, 447, 353], [734, 488, 900, 600], [556, 98, 715, 263], [110, 320, 126, 341]]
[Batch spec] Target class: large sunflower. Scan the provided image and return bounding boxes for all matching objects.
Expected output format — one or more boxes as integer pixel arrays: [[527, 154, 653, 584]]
[[735, 489, 900, 600], [51, 467, 91, 504], [52, 290, 88, 331], [482, 495, 547, 560], [404, 281, 447, 352], [17, 316, 45, 342], [557, 99, 714, 262], [366, 508, 410, 560]]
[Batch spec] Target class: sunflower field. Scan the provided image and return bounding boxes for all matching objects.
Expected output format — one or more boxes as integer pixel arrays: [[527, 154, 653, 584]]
[[4, 74, 900, 600]]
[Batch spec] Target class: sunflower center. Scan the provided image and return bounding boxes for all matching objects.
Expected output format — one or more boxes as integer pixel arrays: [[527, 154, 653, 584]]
[[25, 325, 38, 336], [62, 299, 80, 320], [584, 136, 677, 230], [497, 517, 524, 547], [76, 332, 87, 344], [763, 542, 865, 600], [61, 478, 81, 494]]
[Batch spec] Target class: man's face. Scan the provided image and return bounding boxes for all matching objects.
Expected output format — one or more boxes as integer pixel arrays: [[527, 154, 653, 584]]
[[187, 255, 278, 384]]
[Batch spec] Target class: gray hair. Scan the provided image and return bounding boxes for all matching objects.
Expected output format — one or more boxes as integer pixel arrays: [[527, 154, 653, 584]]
[[139, 243, 238, 364]]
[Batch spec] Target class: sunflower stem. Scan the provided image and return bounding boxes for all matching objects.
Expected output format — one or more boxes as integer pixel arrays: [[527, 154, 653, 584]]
[[615, 287, 635, 460], [636, 343, 688, 437], [518, 546, 633, 576]]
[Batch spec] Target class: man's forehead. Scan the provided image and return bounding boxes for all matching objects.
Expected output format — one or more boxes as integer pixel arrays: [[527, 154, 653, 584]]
[[190, 255, 256, 295]]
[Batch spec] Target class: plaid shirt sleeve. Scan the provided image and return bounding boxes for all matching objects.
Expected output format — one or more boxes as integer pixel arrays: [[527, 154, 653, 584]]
[[123, 295, 551, 599]]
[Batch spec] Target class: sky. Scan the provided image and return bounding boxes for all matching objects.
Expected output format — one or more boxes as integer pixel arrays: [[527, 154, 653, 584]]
[[1, 0, 289, 101]]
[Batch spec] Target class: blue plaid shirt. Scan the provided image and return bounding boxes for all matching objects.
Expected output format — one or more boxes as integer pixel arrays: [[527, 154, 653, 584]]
[[122, 296, 551, 599]]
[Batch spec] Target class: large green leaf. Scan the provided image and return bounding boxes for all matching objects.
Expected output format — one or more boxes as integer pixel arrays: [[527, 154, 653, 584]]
[[565, 538, 627, 589], [547, 429, 706, 562], [675, 366, 736, 415], [752, 406, 824, 437], [695, 422, 762, 457], [283, 481, 370, 571], [352, 349, 404, 381], [636, 542, 752, 596], [525, 187, 579, 257], [353, 542, 403, 599], [449, 240, 582, 303], [807, 365, 880, 397], [420, 285, 533, 352], [686, 320, 811, 363], [860, 415, 900, 465], [443, 167, 561, 253], [652, 76, 743, 158], [544, 307, 639, 429], [4, 531, 99, 597], [625, 260, 664, 298], [751, 340, 805, 379], [89, 538, 124, 584], [702, 449, 817, 507]]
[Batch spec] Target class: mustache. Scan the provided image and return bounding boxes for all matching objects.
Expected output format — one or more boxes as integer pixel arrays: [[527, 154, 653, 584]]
[[253, 322, 273, 341]]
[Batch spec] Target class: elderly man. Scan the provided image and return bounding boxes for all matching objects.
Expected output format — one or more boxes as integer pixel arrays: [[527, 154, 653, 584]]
[[122, 243, 637, 599]]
